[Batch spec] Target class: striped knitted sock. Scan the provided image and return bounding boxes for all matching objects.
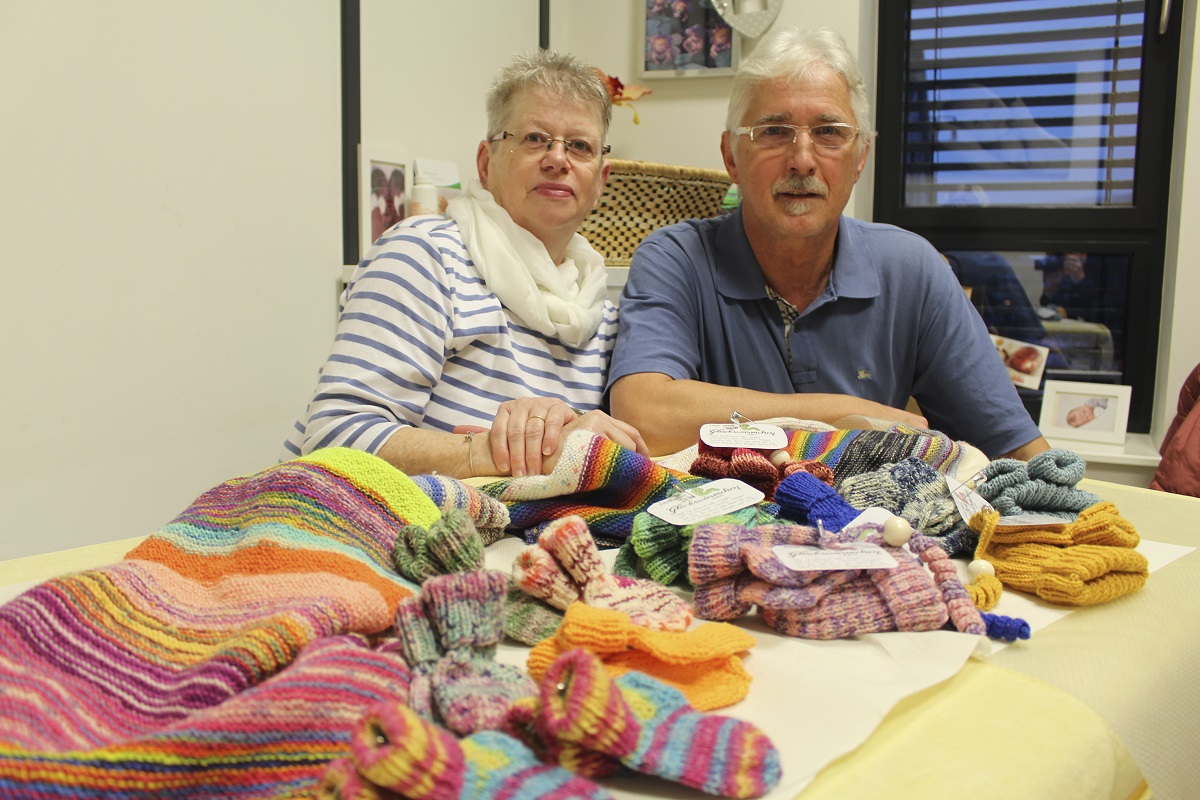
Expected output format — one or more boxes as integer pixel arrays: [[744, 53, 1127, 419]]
[[536, 515, 692, 631], [348, 700, 613, 800], [422, 571, 537, 736], [536, 649, 781, 799], [502, 694, 623, 780]]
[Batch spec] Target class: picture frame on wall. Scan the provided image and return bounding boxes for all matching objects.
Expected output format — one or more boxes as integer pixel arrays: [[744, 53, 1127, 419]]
[[359, 146, 409, 260], [1038, 380, 1133, 446], [639, 0, 738, 79]]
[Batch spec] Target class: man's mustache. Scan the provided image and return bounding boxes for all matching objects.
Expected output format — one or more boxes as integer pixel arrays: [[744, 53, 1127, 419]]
[[772, 176, 828, 197]]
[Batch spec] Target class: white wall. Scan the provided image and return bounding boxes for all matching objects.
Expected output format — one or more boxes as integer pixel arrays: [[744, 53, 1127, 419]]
[[358, 0, 540, 193], [0, 2, 342, 560]]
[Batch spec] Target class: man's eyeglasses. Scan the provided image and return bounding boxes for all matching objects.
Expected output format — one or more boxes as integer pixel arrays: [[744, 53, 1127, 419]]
[[733, 123, 860, 151], [489, 131, 611, 163]]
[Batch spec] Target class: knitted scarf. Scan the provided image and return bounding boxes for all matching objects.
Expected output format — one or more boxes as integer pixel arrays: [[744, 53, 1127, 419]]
[[481, 430, 700, 547], [0, 448, 436, 799]]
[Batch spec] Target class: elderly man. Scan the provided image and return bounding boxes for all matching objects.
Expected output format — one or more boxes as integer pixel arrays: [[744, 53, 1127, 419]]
[[607, 27, 1049, 460]]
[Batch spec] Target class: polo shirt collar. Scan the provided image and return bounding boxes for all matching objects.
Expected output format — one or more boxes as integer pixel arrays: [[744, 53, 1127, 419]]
[[714, 211, 881, 301]]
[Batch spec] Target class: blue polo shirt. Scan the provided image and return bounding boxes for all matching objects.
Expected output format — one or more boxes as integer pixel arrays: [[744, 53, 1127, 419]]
[[607, 210, 1042, 457]]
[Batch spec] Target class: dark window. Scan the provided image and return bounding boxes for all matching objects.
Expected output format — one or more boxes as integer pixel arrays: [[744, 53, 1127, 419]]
[[875, 0, 1182, 433]]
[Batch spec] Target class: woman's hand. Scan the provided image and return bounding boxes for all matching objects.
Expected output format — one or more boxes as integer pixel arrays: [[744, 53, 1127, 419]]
[[541, 410, 649, 473], [489, 399, 647, 477]]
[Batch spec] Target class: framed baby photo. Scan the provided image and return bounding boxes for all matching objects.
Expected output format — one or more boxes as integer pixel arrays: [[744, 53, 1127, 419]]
[[640, 0, 739, 79], [359, 145, 409, 260], [1038, 380, 1132, 445]]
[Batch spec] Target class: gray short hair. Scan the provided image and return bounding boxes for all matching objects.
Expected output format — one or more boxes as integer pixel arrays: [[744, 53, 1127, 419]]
[[726, 28, 871, 157], [485, 50, 613, 141]]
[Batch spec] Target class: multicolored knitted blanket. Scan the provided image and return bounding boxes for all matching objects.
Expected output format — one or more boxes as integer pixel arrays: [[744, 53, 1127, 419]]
[[482, 430, 701, 547], [0, 448, 436, 799]]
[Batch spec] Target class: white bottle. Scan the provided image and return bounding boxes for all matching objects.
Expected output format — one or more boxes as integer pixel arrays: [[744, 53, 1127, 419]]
[[410, 178, 440, 217]]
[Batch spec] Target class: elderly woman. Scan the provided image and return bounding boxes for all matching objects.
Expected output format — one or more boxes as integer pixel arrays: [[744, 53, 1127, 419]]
[[283, 50, 644, 478]]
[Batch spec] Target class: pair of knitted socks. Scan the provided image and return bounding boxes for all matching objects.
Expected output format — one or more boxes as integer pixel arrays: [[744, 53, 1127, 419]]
[[512, 515, 692, 632], [508, 648, 781, 799], [318, 647, 781, 800], [392, 570, 536, 737], [527, 603, 755, 712], [690, 438, 835, 501], [687, 517, 983, 639], [968, 502, 1148, 607], [318, 702, 613, 800]]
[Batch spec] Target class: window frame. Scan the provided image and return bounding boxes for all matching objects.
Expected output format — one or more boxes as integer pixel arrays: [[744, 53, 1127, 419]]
[[873, 0, 1183, 433]]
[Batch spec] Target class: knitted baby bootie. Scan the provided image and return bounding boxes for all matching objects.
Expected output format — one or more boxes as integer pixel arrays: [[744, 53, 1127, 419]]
[[349, 700, 613, 800], [422, 570, 537, 736], [537, 648, 781, 799], [523, 515, 692, 632], [392, 509, 485, 584]]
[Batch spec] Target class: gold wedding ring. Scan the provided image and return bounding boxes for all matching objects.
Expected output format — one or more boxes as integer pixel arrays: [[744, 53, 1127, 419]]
[[528, 414, 546, 423]]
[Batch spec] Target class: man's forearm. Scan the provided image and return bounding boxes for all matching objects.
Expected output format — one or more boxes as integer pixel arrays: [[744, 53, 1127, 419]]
[[609, 374, 926, 457]]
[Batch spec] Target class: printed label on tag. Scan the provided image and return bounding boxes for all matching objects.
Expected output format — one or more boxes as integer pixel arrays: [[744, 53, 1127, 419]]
[[945, 474, 994, 523], [699, 422, 788, 450], [998, 512, 1073, 526], [647, 478, 764, 526], [772, 542, 898, 571]]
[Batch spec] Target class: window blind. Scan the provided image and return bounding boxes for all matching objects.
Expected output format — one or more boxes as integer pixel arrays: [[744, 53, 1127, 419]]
[[903, 0, 1145, 207]]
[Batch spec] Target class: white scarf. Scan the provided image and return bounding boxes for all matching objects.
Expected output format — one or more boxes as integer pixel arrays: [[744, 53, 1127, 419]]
[[447, 179, 608, 348]]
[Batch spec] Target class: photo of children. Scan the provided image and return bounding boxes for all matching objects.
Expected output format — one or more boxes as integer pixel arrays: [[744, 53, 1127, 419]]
[[642, 0, 735, 75]]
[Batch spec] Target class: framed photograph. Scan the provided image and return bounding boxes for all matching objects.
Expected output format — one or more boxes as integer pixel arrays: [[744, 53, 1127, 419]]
[[359, 146, 409, 259], [1038, 380, 1132, 445], [639, 0, 738, 79]]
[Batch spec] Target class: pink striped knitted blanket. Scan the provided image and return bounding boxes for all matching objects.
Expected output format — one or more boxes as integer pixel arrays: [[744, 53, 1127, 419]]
[[0, 448, 436, 799]]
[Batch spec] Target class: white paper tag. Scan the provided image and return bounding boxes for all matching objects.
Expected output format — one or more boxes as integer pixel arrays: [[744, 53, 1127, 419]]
[[647, 478, 765, 526], [998, 512, 1074, 526], [699, 422, 788, 450], [946, 474, 993, 523], [772, 542, 898, 571], [840, 506, 896, 531]]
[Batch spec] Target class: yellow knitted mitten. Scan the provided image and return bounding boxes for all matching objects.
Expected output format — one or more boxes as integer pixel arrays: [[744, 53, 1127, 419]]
[[970, 507, 1148, 607]]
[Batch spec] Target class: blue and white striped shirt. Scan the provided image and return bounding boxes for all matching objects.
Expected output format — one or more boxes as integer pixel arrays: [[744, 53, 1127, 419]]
[[282, 216, 619, 459]]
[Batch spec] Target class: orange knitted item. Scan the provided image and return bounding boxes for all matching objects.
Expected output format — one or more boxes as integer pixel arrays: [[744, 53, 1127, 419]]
[[526, 604, 754, 711]]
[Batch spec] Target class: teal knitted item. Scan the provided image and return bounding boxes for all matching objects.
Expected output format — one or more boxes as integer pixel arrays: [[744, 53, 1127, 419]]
[[978, 448, 1100, 518]]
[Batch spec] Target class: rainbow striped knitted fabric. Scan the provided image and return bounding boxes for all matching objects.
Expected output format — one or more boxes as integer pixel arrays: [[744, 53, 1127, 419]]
[[0, 447, 438, 799], [482, 430, 702, 546]]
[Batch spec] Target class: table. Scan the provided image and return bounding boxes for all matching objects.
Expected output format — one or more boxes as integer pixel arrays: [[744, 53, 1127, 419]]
[[1, 480, 1196, 800]]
